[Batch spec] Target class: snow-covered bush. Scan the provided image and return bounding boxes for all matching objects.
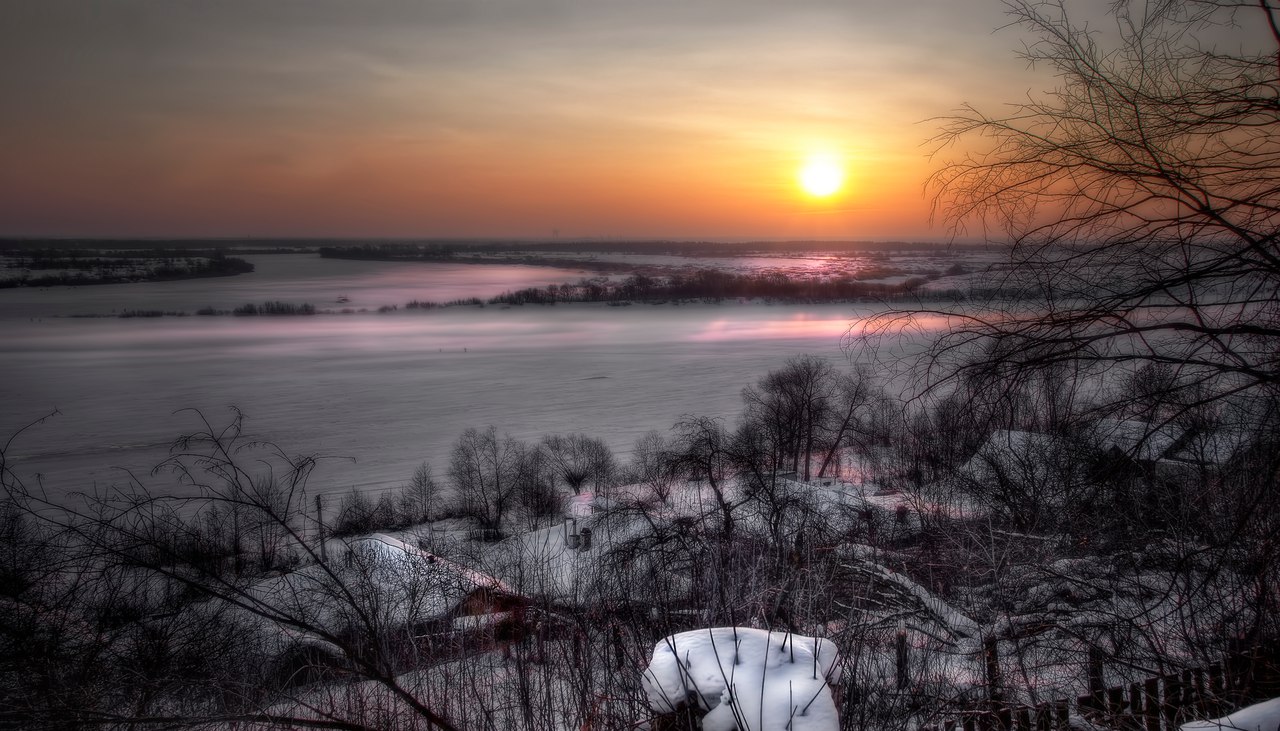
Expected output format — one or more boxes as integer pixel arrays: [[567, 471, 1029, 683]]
[[642, 627, 841, 731]]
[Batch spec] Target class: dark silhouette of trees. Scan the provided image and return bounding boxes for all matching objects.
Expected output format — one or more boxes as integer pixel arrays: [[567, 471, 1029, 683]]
[[540, 433, 618, 495], [0, 249, 253, 288], [448, 426, 522, 535], [511, 443, 560, 528], [741, 355, 879, 481], [628, 430, 679, 504], [668, 416, 740, 542], [883, 0, 1280, 418], [0, 410, 467, 731], [402, 461, 443, 524]]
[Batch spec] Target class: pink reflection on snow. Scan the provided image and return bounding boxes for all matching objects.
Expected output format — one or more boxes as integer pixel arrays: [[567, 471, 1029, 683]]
[[688, 312, 851, 342], [686, 309, 957, 344], [845, 312, 954, 337]]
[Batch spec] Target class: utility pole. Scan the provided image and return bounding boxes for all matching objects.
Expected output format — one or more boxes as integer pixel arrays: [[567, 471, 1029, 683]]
[[315, 494, 327, 564]]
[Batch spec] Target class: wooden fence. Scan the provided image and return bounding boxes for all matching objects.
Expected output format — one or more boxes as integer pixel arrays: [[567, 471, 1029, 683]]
[[919, 640, 1280, 731]]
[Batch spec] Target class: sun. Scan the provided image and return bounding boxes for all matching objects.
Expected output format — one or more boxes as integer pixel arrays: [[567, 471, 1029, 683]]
[[799, 156, 845, 197]]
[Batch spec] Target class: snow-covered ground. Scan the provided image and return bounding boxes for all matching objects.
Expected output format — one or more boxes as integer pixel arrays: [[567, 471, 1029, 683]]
[[1182, 698, 1280, 731]]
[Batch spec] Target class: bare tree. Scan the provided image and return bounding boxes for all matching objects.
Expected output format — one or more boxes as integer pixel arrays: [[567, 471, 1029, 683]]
[[448, 426, 522, 535], [401, 461, 443, 524], [629, 430, 678, 504], [741, 355, 836, 481], [0, 409, 465, 731], [741, 356, 881, 482], [874, 0, 1280, 419], [512, 443, 560, 529], [669, 416, 740, 541], [813, 367, 879, 478], [540, 432, 618, 495]]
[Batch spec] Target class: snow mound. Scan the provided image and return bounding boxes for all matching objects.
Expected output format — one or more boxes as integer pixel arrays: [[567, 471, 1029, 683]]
[[642, 627, 841, 731], [1181, 697, 1280, 731]]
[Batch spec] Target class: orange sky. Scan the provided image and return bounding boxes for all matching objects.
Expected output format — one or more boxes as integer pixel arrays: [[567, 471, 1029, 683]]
[[0, 1, 1047, 240]]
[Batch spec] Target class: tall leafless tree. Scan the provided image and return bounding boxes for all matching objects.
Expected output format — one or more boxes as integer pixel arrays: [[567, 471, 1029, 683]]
[[1, 409, 466, 731], [868, 0, 1280, 422], [448, 426, 522, 535]]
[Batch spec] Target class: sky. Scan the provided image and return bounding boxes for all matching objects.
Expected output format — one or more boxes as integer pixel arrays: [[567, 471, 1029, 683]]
[[0, 0, 1049, 240]]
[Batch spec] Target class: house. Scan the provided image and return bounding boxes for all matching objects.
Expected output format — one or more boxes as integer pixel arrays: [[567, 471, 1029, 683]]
[[245, 533, 527, 684], [958, 429, 1075, 487], [346, 533, 526, 628]]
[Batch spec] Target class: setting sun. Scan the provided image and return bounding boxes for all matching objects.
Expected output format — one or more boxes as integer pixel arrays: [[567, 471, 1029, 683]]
[[799, 156, 845, 197]]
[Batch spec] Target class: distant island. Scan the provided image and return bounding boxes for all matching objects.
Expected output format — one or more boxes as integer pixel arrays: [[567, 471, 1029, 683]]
[[0, 247, 254, 288]]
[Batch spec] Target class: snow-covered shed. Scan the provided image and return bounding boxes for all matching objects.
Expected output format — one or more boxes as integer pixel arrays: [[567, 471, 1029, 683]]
[[237, 533, 529, 684], [958, 430, 1075, 487], [1164, 426, 1253, 467], [246, 533, 526, 646]]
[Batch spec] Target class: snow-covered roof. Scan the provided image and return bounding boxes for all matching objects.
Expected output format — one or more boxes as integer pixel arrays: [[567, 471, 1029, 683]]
[[959, 430, 1067, 485], [245, 533, 517, 637], [1164, 427, 1252, 466], [642, 627, 841, 731], [484, 512, 653, 604], [565, 491, 617, 519], [352, 533, 515, 598]]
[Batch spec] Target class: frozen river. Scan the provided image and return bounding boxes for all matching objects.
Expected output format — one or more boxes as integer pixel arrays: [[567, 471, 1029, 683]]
[[0, 254, 927, 505]]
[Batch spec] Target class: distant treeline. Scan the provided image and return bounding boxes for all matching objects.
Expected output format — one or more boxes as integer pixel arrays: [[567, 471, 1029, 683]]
[[488, 269, 955, 305], [228, 301, 316, 316], [317, 244, 636, 273], [1, 251, 254, 288], [317, 239, 990, 260], [0, 239, 310, 254], [2, 237, 993, 255], [7, 248, 257, 264]]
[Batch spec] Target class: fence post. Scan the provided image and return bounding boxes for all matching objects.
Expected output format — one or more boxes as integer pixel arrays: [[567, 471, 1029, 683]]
[[1181, 669, 1197, 714], [897, 620, 910, 690], [1035, 702, 1052, 731], [1226, 637, 1250, 704], [1206, 662, 1226, 716], [315, 494, 327, 564], [1258, 640, 1280, 699], [1126, 683, 1143, 731], [985, 636, 1003, 705], [1088, 644, 1106, 696], [1107, 686, 1126, 721], [1142, 678, 1160, 731], [1162, 673, 1182, 730], [1192, 667, 1209, 716], [1055, 701, 1069, 730]]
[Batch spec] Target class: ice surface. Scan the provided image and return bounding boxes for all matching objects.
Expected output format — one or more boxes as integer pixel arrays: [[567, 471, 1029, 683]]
[[0, 253, 956, 506], [642, 627, 841, 731]]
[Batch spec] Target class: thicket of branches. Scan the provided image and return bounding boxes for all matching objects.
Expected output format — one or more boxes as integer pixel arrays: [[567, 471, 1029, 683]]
[[868, 0, 1280, 421], [3, 342, 1277, 729]]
